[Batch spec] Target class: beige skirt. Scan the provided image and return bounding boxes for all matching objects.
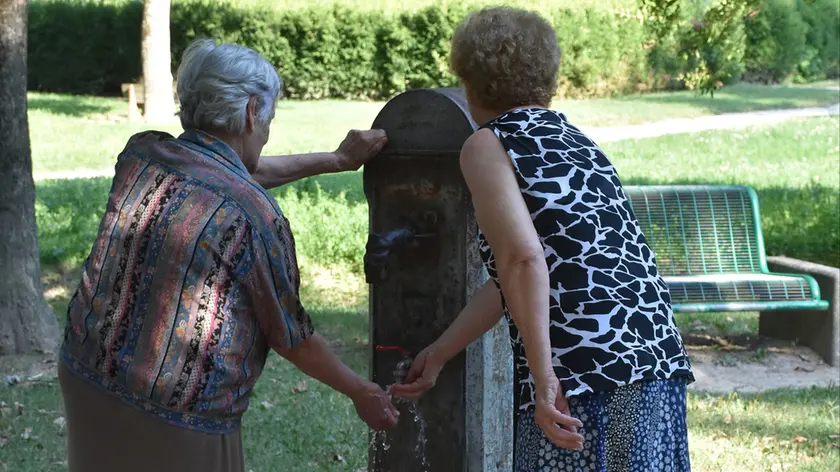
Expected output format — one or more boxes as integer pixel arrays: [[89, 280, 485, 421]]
[[59, 362, 245, 472]]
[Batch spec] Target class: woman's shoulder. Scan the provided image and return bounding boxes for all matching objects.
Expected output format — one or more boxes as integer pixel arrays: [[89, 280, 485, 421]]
[[485, 107, 566, 129], [122, 130, 175, 153], [460, 128, 508, 169]]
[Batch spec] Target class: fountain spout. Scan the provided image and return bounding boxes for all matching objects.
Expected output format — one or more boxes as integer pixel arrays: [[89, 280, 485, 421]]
[[364, 227, 433, 283], [376, 345, 414, 384]]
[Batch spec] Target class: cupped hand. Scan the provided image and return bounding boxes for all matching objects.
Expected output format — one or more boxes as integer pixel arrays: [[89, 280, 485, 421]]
[[352, 381, 400, 430], [534, 375, 584, 450], [335, 129, 388, 171], [387, 347, 445, 400]]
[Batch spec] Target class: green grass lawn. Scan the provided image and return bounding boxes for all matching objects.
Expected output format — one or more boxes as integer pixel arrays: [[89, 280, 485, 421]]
[[4, 90, 839, 471], [28, 83, 840, 175], [1, 313, 838, 471]]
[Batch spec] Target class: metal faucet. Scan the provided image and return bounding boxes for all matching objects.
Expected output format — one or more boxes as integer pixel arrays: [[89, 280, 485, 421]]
[[376, 345, 414, 384], [364, 227, 434, 283]]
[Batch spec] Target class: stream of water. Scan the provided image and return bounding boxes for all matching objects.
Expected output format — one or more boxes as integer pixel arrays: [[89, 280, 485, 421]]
[[369, 395, 429, 471]]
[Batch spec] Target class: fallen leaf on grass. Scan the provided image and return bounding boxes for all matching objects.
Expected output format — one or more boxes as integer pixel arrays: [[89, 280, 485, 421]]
[[333, 454, 346, 464], [292, 380, 308, 394], [21, 428, 32, 440], [828, 434, 839, 439], [723, 415, 732, 424], [794, 366, 815, 373], [261, 401, 274, 410], [793, 436, 808, 443], [830, 443, 839, 449], [0, 438, 7, 447]]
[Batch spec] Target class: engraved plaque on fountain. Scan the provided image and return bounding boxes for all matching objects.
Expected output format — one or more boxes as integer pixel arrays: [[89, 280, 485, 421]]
[[364, 88, 513, 472]]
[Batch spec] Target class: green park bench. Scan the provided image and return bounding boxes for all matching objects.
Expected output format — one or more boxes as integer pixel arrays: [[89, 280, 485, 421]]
[[625, 185, 838, 365]]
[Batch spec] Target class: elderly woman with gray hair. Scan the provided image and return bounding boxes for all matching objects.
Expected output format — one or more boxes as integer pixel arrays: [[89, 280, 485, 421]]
[[58, 39, 398, 472]]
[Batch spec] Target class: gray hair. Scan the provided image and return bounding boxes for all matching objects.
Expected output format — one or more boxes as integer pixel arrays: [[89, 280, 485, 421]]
[[176, 39, 282, 135]]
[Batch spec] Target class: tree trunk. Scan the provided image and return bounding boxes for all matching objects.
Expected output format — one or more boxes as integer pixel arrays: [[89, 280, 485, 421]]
[[141, 0, 175, 123], [0, 0, 61, 355]]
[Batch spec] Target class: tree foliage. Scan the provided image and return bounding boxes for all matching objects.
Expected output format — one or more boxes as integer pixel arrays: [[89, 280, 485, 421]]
[[641, 0, 752, 96]]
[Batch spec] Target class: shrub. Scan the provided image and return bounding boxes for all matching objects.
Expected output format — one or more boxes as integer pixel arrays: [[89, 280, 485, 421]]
[[553, 9, 651, 98], [743, 0, 809, 83], [28, 0, 142, 95], [27, 0, 660, 99], [798, 0, 840, 80], [26, 0, 840, 99]]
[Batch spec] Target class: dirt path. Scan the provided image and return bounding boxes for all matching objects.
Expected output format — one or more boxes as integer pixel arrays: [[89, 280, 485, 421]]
[[585, 103, 839, 143], [687, 345, 839, 394]]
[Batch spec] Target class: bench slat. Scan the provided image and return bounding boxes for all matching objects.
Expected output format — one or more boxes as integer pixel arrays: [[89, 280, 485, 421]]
[[626, 185, 763, 276]]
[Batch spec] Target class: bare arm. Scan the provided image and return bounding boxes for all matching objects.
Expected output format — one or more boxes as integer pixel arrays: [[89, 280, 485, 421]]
[[277, 333, 399, 429], [430, 280, 504, 361], [253, 129, 388, 189], [389, 280, 503, 398], [252, 152, 342, 189], [459, 128, 582, 449], [276, 333, 366, 397], [459, 129, 553, 385]]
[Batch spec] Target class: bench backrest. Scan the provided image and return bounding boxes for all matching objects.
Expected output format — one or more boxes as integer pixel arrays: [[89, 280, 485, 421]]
[[623, 185, 767, 276]]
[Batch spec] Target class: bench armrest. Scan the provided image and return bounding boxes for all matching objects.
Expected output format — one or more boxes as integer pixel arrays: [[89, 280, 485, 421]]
[[762, 256, 839, 366], [766, 256, 839, 307]]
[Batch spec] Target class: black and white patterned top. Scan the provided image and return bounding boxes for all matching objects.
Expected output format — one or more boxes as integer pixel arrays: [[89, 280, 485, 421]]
[[477, 108, 694, 410]]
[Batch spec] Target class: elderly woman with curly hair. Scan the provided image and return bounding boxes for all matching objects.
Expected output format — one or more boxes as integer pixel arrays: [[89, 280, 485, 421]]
[[392, 7, 695, 471], [58, 39, 398, 472]]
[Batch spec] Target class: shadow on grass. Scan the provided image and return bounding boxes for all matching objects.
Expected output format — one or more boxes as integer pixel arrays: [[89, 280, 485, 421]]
[[28, 95, 116, 117]]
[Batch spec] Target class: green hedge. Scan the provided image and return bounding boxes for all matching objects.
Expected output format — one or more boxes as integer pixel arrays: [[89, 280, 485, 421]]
[[744, 0, 840, 83], [28, 0, 142, 95], [26, 0, 653, 98], [27, 0, 840, 99]]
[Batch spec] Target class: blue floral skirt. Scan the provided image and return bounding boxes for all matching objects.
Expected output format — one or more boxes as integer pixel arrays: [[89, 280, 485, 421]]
[[514, 378, 691, 472]]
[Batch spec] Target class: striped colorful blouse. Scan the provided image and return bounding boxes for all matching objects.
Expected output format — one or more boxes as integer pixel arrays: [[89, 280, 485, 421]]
[[61, 129, 313, 434]]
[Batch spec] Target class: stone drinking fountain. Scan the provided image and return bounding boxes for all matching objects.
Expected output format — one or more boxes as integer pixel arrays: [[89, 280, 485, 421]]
[[364, 88, 514, 472]]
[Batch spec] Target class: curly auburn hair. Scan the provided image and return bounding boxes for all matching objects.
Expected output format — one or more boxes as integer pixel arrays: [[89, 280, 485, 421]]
[[450, 7, 561, 110]]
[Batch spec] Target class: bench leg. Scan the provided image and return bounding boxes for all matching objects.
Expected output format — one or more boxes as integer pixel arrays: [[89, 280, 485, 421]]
[[759, 310, 837, 366], [759, 257, 840, 366]]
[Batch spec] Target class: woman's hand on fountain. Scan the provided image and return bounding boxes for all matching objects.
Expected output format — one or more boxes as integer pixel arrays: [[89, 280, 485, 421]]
[[388, 346, 444, 400], [534, 375, 584, 450], [352, 381, 400, 430]]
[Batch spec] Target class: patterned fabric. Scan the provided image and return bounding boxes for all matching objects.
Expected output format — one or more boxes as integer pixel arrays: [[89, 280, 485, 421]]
[[513, 378, 691, 472], [477, 108, 694, 410], [62, 129, 313, 434]]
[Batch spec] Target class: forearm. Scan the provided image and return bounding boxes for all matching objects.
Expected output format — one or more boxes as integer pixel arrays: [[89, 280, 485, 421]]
[[497, 257, 553, 383], [432, 280, 505, 362], [277, 333, 365, 397], [253, 152, 343, 189]]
